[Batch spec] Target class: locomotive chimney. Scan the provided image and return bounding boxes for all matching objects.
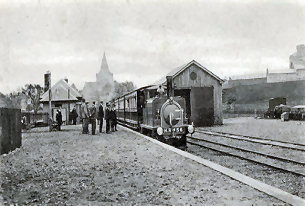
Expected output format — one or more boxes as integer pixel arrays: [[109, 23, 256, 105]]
[[44, 71, 51, 92], [166, 76, 174, 98]]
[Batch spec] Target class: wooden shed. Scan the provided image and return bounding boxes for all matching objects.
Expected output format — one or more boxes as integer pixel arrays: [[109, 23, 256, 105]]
[[155, 60, 223, 126]]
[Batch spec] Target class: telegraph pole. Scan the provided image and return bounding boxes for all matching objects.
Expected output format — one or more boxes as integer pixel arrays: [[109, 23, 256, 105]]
[[47, 71, 52, 132], [68, 88, 70, 125]]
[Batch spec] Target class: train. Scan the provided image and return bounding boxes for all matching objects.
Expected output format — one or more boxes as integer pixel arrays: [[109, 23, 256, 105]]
[[112, 77, 194, 149]]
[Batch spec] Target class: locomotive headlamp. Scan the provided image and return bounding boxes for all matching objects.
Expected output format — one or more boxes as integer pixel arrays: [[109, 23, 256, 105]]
[[157, 127, 163, 136], [188, 125, 194, 134]]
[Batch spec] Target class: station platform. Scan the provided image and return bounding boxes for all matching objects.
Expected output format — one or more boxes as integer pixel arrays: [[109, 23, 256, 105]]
[[0, 125, 286, 205]]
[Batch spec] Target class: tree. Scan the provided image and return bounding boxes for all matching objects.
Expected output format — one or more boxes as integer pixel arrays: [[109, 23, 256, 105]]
[[0, 92, 13, 107], [114, 81, 137, 98], [21, 84, 44, 113], [7, 90, 25, 109]]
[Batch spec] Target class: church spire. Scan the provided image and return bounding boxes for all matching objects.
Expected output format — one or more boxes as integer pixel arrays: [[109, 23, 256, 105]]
[[100, 52, 109, 72]]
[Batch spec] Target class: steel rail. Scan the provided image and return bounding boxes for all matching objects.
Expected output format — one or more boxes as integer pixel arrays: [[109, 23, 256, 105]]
[[196, 129, 305, 152], [187, 136, 305, 177], [120, 125, 305, 205], [188, 136, 305, 165]]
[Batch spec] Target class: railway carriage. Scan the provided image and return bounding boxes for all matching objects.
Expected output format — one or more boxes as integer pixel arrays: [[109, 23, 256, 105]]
[[112, 78, 194, 149]]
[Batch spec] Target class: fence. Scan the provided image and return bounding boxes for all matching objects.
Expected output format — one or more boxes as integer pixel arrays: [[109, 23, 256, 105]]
[[0, 108, 21, 154], [21, 111, 49, 127]]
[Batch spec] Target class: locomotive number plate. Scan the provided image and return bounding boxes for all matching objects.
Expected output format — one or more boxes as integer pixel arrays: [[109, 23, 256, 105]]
[[164, 127, 184, 133]]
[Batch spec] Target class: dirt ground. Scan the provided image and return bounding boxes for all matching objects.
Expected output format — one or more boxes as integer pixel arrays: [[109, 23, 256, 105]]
[[202, 117, 305, 144], [0, 125, 287, 205]]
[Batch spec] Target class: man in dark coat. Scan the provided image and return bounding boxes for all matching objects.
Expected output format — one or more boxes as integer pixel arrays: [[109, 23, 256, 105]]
[[89, 102, 97, 135], [56, 109, 63, 131], [114, 107, 117, 131], [71, 106, 78, 125], [105, 103, 111, 134], [97, 101, 104, 133], [81, 100, 89, 134], [110, 106, 114, 132], [110, 104, 117, 132]]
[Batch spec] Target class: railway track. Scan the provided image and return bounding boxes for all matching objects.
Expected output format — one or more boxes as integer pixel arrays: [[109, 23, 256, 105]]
[[120, 125, 305, 205], [187, 131, 305, 177], [196, 129, 305, 152]]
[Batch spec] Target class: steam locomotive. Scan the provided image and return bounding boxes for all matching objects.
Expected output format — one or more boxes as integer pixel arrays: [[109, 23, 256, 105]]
[[113, 77, 194, 149]]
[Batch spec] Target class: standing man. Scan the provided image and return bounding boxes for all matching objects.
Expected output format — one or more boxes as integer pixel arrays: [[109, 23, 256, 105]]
[[56, 109, 63, 131], [80, 99, 85, 132], [71, 106, 78, 125], [157, 84, 165, 96], [81, 100, 89, 134], [89, 101, 97, 135], [105, 103, 111, 134], [113, 104, 117, 131], [110, 104, 115, 132], [97, 101, 104, 133]]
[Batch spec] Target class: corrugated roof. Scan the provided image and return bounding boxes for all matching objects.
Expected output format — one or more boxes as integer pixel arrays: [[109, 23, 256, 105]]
[[153, 60, 223, 85], [40, 79, 82, 102]]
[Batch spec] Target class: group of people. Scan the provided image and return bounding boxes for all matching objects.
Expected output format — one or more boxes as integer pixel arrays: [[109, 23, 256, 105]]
[[80, 100, 117, 135]]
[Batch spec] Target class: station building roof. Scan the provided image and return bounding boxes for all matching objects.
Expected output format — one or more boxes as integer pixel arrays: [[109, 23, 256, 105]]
[[40, 79, 82, 102], [153, 60, 223, 86]]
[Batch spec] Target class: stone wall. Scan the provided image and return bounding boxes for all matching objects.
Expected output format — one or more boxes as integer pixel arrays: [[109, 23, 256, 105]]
[[223, 80, 305, 114]]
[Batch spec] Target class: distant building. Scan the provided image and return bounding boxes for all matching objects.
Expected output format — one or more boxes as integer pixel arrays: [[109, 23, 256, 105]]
[[40, 78, 82, 124], [224, 45, 305, 89], [82, 53, 115, 102], [223, 44, 305, 114], [290, 44, 305, 70]]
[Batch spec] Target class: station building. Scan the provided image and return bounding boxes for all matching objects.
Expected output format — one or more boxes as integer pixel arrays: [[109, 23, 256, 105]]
[[154, 60, 223, 126], [40, 78, 82, 124]]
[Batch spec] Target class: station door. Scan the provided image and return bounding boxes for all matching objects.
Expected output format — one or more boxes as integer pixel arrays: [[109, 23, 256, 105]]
[[190, 87, 214, 127]]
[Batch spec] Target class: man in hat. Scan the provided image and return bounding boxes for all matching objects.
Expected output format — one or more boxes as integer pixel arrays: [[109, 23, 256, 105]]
[[105, 103, 111, 134], [97, 101, 104, 133], [89, 102, 97, 135], [81, 100, 89, 134]]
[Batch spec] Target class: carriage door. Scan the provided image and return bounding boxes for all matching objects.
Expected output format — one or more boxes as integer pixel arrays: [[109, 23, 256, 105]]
[[190, 87, 214, 127]]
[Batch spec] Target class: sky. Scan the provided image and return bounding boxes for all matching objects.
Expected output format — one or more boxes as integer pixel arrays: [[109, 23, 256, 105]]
[[0, 0, 304, 94]]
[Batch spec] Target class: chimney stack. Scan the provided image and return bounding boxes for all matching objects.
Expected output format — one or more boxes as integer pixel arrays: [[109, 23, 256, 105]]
[[44, 71, 51, 92], [166, 76, 174, 98], [64, 76, 68, 83]]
